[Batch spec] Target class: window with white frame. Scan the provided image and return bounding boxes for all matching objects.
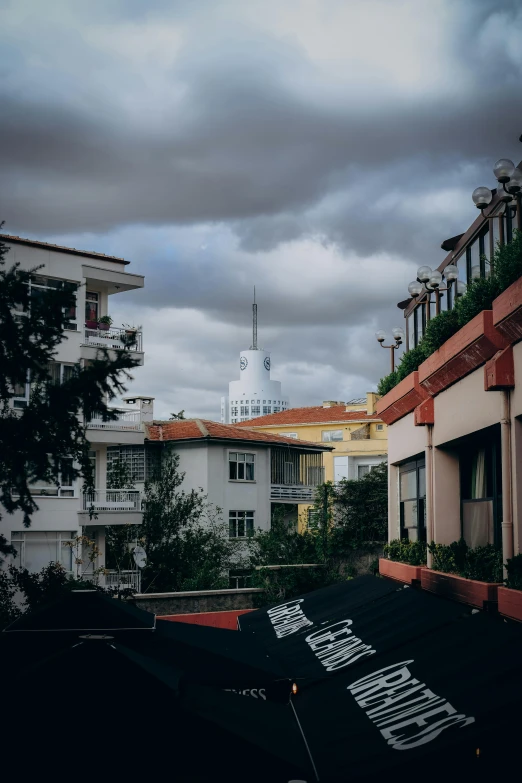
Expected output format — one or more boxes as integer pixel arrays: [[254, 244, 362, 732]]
[[231, 407, 239, 417], [229, 452, 255, 481], [376, 424, 384, 431], [15, 275, 78, 330], [251, 406, 260, 416], [47, 362, 79, 385], [240, 406, 249, 417], [280, 432, 298, 439], [107, 446, 146, 483], [263, 406, 271, 415], [27, 457, 76, 497], [229, 510, 254, 538], [322, 430, 343, 442], [306, 508, 319, 530], [11, 530, 75, 572], [357, 464, 374, 479], [12, 373, 31, 408], [85, 291, 99, 323]]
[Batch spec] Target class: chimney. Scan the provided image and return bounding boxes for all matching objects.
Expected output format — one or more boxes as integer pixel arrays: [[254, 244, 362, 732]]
[[366, 392, 380, 415], [122, 395, 155, 423], [322, 400, 344, 408]]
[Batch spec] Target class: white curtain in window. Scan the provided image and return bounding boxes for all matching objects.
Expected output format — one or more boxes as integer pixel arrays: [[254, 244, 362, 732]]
[[463, 500, 493, 548], [472, 448, 487, 499]]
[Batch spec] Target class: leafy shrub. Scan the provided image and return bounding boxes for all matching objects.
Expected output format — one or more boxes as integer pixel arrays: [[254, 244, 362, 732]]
[[395, 343, 430, 383], [428, 540, 502, 583], [384, 539, 427, 566], [505, 553, 522, 590], [493, 229, 522, 293], [250, 565, 331, 606], [422, 308, 460, 355], [377, 371, 398, 396]]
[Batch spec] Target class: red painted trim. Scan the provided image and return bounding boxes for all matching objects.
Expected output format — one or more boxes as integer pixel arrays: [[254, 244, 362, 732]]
[[375, 371, 430, 425], [379, 558, 423, 584], [158, 609, 253, 629], [498, 586, 522, 622], [420, 568, 501, 609], [484, 346, 515, 391], [493, 276, 522, 344], [418, 311, 507, 396], [414, 397, 434, 426]]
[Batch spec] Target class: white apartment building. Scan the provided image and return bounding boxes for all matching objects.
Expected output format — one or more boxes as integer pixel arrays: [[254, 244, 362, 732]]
[[2, 235, 147, 591]]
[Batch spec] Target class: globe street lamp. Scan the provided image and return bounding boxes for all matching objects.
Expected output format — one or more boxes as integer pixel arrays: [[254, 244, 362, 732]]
[[407, 263, 466, 320], [471, 135, 522, 235], [375, 327, 404, 372]]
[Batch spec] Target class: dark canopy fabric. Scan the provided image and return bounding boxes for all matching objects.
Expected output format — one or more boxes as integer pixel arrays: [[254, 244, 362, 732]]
[[238, 576, 522, 781], [4, 636, 312, 782], [3, 588, 155, 632]]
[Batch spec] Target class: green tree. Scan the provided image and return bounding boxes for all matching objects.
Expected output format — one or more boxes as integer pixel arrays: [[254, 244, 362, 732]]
[[0, 232, 139, 555], [331, 462, 388, 542], [140, 451, 236, 592]]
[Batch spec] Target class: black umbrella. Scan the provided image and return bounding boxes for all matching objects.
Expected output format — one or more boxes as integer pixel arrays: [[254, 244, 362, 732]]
[[239, 576, 522, 781], [2, 591, 315, 781]]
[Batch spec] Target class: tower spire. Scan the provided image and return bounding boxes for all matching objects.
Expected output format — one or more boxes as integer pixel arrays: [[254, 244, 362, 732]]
[[251, 285, 258, 350]]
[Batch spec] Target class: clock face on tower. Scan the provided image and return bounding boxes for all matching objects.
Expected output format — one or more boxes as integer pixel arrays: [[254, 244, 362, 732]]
[[240, 356, 248, 371], [264, 357, 271, 371]]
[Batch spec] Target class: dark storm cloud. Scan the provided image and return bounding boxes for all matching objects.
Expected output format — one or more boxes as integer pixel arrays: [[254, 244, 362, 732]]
[[2, 0, 522, 416], [1, 0, 521, 262]]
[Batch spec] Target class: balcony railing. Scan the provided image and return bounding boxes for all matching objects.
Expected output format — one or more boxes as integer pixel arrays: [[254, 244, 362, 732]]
[[82, 490, 142, 512], [271, 484, 315, 502], [105, 570, 141, 592], [88, 410, 142, 431], [82, 325, 143, 352]]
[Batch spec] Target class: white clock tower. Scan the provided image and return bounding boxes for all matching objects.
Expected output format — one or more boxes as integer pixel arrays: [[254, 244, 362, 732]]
[[220, 294, 289, 424]]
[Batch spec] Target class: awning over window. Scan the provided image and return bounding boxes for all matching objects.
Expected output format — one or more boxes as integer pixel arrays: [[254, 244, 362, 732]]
[[239, 576, 522, 781]]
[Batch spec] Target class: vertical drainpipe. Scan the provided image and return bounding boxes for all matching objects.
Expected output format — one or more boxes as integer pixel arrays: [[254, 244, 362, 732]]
[[426, 424, 434, 569], [501, 390, 514, 577]]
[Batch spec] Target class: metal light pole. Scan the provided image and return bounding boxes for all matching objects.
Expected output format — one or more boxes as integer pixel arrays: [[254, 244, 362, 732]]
[[375, 328, 404, 373]]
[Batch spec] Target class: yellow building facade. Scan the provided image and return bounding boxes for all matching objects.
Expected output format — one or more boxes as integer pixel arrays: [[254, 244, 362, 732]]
[[237, 392, 388, 531]]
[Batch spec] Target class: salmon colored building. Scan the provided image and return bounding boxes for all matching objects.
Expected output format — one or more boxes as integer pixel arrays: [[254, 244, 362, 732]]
[[377, 155, 522, 618]]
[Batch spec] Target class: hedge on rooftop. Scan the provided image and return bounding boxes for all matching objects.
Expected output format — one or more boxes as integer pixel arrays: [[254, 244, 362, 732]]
[[378, 230, 522, 397]]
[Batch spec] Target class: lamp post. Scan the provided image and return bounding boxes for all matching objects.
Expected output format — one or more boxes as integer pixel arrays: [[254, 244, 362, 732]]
[[375, 327, 404, 373], [407, 263, 466, 318], [471, 137, 522, 234]]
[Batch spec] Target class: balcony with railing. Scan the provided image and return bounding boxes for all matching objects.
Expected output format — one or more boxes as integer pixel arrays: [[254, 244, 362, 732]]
[[78, 489, 143, 525], [88, 410, 142, 432], [270, 447, 324, 504], [80, 325, 144, 364], [105, 570, 141, 593]]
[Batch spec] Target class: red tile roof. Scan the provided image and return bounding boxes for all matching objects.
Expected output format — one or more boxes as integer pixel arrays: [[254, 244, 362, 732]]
[[145, 419, 331, 450], [235, 405, 380, 427], [1, 234, 130, 265]]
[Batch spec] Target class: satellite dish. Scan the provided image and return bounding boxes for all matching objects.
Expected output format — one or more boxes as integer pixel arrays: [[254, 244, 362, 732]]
[[132, 546, 147, 569]]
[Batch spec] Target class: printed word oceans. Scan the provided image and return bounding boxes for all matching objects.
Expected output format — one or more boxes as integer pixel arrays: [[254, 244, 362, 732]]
[[268, 602, 375, 671], [305, 620, 376, 671], [347, 660, 475, 751]]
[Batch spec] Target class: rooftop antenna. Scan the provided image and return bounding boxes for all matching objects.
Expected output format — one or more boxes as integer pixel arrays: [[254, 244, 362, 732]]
[[251, 286, 258, 350]]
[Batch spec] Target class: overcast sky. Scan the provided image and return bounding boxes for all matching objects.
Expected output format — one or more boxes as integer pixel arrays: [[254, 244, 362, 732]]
[[1, 0, 522, 419]]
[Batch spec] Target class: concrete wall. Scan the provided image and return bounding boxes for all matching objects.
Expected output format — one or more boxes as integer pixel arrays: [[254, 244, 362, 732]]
[[133, 588, 263, 615]]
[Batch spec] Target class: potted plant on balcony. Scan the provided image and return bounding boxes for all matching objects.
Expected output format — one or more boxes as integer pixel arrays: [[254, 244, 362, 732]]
[[498, 554, 522, 622], [85, 318, 98, 330], [379, 539, 426, 584], [97, 315, 113, 332], [421, 540, 503, 609]]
